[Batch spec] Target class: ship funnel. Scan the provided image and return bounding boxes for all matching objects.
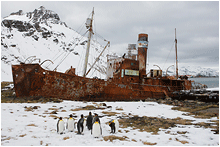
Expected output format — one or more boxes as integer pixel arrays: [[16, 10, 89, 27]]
[[137, 33, 148, 78]]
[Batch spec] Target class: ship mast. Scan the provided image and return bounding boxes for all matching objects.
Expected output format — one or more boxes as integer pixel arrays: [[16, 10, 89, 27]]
[[175, 28, 178, 79], [83, 8, 94, 77], [85, 41, 110, 76]]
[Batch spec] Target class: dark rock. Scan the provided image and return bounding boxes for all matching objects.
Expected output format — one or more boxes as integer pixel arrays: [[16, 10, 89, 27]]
[[33, 106, 40, 109], [50, 111, 57, 114], [53, 38, 58, 43], [32, 35, 39, 41], [42, 31, 51, 38], [1, 56, 7, 61], [73, 52, 79, 55], [101, 103, 107, 106], [10, 10, 23, 16]]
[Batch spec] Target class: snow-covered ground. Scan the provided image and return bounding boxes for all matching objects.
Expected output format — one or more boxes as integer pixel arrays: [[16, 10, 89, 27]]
[[1, 101, 219, 146]]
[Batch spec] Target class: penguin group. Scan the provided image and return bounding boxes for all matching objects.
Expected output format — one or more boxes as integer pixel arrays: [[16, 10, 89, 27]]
[[57, 112, 119, 138]]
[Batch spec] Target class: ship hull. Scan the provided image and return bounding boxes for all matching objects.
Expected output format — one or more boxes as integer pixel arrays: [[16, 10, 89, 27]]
[[12, 64, 191, 101]]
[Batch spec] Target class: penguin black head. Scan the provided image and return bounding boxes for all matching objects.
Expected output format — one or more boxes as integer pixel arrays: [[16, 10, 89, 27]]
[[81, 114, 84, 118], [89, 112, 92, 115], [95, 113, 98, 116], [69, 114, 73, 118], [109, 119, 114, 124], [59, 117, 62, 120], [95, 117, 99, 122]]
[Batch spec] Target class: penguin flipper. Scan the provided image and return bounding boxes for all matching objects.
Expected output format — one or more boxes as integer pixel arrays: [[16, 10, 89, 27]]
[[100, 126, 102, 135], [57, 120, 59, 133]]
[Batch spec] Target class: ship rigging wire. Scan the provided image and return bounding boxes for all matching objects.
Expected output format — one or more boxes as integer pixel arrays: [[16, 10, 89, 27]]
[[162, 41, 175, 71], [53, 30, 89, 71], [46, 28, 86, 69]]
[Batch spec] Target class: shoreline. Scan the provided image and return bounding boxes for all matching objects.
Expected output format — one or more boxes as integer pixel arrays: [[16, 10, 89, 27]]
[[189, 77, 219, 78]]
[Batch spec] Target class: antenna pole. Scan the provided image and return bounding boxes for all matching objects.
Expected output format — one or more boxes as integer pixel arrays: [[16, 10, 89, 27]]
[[83, 7, 94, 77], [175, 28, 178, 79]]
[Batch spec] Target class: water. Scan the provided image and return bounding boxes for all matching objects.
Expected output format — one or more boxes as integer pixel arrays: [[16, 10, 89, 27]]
[[189, 77, 219, 88]]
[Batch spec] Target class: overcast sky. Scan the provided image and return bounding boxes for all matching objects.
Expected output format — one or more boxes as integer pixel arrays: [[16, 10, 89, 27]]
[[1, 1, 219, 71]]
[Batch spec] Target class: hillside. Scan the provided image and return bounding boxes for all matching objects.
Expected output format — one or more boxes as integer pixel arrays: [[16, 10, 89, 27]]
[[1, 6, 108, 81]]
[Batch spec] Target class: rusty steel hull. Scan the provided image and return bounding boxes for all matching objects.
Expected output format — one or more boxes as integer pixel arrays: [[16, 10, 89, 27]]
[[12, 64, 191, 101]]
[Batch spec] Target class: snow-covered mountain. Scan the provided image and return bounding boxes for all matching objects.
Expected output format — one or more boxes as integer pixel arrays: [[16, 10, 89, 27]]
[[1, 6, 108, 81], [164, 66, 219, 77]]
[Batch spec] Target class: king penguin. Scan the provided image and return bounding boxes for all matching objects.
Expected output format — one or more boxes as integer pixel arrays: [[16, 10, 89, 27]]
[[67, 114, 75, 132], [86, 112, 93, 130], [91, 118, 102, 138], [77, 114, 84, 134], [109, 119, 116, 133], [57, 117, 65, 134]]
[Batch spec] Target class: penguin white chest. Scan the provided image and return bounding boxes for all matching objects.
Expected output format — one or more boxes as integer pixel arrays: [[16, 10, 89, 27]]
[[80, 119, 86, 133], [58, 120, 65, 134], [114, 119, 119, 132], [83, 119, 86, 129], [67, 119, 74, 131], [92, 123, 101, 138]]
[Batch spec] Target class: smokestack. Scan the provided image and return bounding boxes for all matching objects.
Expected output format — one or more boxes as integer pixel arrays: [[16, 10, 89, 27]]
[[137, 33, 148, 78]]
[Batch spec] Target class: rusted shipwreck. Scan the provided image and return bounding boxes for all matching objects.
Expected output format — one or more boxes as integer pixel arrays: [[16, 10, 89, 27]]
[[12, 34, 192, 101], [12, 9, 192, 101]]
